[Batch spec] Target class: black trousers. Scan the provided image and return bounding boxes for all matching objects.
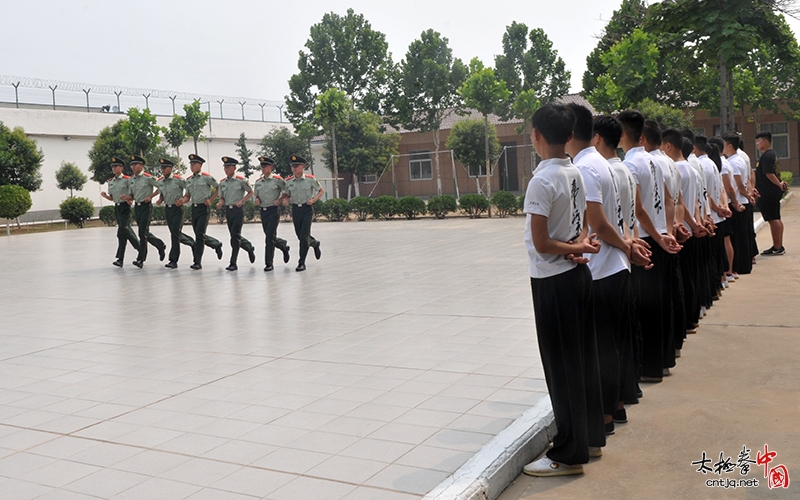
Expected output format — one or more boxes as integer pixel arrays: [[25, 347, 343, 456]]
[[593, 270, 637, 414], [260, 206, 288, 266], [730, 205, 753, 274], [292, 204, 319, 265], [747, 203, 759, 257], [134, 202, 165, 262], [114, 203, 139, 260], [632, 236, 669, 378], [191, 204, 222, 265], [679, 237, 700, 327], [225, 205, 253, 265], [165, 205, 195, 263], [532, 265, 605, 465], [667, 253, 685, 355]]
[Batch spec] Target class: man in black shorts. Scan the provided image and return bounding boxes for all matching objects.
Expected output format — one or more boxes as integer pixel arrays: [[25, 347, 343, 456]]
[[755, 131, 788, 255]]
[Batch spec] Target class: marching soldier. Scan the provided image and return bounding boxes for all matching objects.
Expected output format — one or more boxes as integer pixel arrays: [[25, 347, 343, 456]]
[[254, 157, 291, 271], [100, 157, 140, 267], [129, 155, 166, 268], [182, 154, 223, 270], [282, 155, 323, 272], [156, 159, 195, 269], [216, 156, 256, 271]]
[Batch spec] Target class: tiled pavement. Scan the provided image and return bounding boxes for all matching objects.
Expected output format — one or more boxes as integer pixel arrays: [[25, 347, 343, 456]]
[[0, 216, 546, 499]]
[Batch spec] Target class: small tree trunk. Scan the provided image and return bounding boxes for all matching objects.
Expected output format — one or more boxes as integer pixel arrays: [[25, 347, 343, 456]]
[[331, 124, 340, 199], [719, 53, 730, 134], [354, 176, 361, 197], [307, 138, 315, 176], [484, 114, 492, 217], [193, 138, 199, 155], [433, 129, 443, 195]]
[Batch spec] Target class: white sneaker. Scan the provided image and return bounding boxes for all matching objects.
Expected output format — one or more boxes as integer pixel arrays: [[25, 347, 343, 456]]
[[675, 348, 681, 358], [700, 306, 707, 317], [589, 446, 603, 458], [523, 456, 584, 477], [722, 281, 729, 289], [732, 273, 740, 279]]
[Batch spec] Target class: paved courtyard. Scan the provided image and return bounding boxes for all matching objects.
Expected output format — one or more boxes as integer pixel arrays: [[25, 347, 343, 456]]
[[0, 216, 546, 499]]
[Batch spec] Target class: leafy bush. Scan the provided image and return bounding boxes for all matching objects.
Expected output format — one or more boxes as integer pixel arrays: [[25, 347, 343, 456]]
[[349, 196, 372, 221], [780, 171, 792, 184], [492, 191, 519, 218], [0, 184, 33, 220], [59, 197, 94, 228], [212, 204, 226, 224], [151, 205, 166, 223], [244, 199, 257, 221], [99, 205, 116, 226], [183, 204, 192, 222], [323, 198, 350, 221], [427, 194, 457, 219], [459, 193, 489, 218], [371, 195, 398, 220], [398, 195, 426, 219], [518, 195, 525, 211]]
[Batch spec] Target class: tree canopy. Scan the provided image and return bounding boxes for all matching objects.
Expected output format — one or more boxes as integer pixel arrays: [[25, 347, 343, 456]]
[[0, 121, 44, 192], [235, 133, 257, 179], [260, 127, 310, 178], [446, 119, 501, 179], [55, 161, 88, 197], [182, 100, 209, 154]]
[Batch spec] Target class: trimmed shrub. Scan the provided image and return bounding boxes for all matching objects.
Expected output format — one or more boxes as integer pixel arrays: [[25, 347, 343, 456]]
[[59, 197, 94, 228], [324, 198, 350, 221], [212, 204, 226, 223], [492, 191, 519, 218], [349, 196, 372, 221], [182, 204, 192, 222], [398, 195, 426, 219], [99, 205, 116, 226], [427, 194, 457, 219], [459, 193, 489, 218], [518, 195, 525, 211], [244, 199, 257, 221], [151, 205, 166, 223], [371, 195, 398, 220], [0, 184, 33, 220]]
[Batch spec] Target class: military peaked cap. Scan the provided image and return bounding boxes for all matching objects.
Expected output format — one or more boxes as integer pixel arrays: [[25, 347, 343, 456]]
[[188, 154, 206, 164], [111, 157, 125, 167], [222, 156, 239, 166], [159, 158, 174, 168], [130, 154, 145, 164], [259, 157, 275, 166], [289, 155, 306, 165]]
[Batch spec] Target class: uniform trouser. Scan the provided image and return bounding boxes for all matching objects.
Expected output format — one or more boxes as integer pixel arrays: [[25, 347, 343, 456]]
[[632, 236, 668, 379], [699, 236, 715, 307], [747, 203, 759, 257], [667, 253, 686, 355], [225, 205, 253, 265], [134, 202, 165, 262], [292, 204, 319, 265], [260, 206, 288, 266], [191, 204, 222, 265], [532, 266, 605, 465], [679, 237, 700, 328], [593, 270, 637, 415], [114, 203, 139, 260], [165, 205, 195, 263], [731, 205, 753, 274]]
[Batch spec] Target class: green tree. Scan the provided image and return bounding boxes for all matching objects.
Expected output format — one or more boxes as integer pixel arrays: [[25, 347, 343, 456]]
[[59, 197, 94, 228], [55, 161, 88, 197], [122, 107, 160, 157], [582, 0, 648, 96], [0, 121, 44, 192], [392, 29, 468, 195], [637, 98, 694, 130], [235, 133, 256, 179], [286, 8, 392, 126], [314, 88, 350, 198], [182, 100, 210, 154], [446, 118, 501, 194], [0, 184, 32, 235], [295, 123, 321, 175], [260, 127, 310, 178], [322, 109, 399, 197], [459, 59, 510, 215], [163, 115, 187, 159], [88, 121, 128, 183]]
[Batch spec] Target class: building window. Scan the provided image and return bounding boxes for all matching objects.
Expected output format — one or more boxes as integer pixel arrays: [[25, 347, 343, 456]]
[[760, 122, 790, 159], [468, 163, 487, 177], [409, 151, 432, 180], [358, 173, 377, 183]]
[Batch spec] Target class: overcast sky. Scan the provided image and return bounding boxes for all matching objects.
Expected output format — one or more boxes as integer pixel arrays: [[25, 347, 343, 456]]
[[3, 0, 800, 119]]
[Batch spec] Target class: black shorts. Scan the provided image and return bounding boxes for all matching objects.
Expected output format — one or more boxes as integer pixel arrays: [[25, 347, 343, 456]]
[[716, 218, 732, 237], [758, 194, 781, 221]]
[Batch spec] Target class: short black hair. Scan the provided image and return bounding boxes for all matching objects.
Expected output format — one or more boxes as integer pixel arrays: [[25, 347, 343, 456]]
[[705, 141, 722, 171], [662, 128, 683, 151], [593, 115, 622, 149], [617, 110, 645, 143], [708, 136, 725, 153], [566, 103, 593, 142], [681, 129, 696, 143], [642, 120, 662, 147], [755, 131, 772, 142], [681, 137, 694, 159], [722, 132, 740, 150], [531, 104, 575, 146], [694, 134, 709, 151]]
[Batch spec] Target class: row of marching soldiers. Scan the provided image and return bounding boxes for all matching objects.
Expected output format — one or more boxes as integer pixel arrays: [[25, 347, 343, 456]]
[[521, 103, 765, 477]]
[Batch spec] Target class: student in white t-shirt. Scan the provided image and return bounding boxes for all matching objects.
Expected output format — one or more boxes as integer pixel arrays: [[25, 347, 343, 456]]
[[521, 104, 604, 478], [711, 136, 742, 283], [618, 111, 680, 385], [737, 143, 759, 260], [698, 137, 732, 295], [723, 133, 754, 274]]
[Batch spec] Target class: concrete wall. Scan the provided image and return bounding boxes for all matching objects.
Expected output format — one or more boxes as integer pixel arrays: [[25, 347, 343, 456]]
[[0, 107, 328, 221]]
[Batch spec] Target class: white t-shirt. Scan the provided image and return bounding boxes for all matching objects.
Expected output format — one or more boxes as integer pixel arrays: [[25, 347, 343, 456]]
[[651, 149, 680, 207], [699, 154, 725, 224], [675, 160, 697, 232], [624, 146, 667, 238], [687, 153, 710, 217], [574, 147, 630, 279], [720, 156, 736, 205], [524, 157, 587, 279], [609, 157, 637, 236], [728, 153, 750, 205]]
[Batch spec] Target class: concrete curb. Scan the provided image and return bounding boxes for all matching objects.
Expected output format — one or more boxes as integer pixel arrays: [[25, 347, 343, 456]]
[[422, 397, 555, 500]]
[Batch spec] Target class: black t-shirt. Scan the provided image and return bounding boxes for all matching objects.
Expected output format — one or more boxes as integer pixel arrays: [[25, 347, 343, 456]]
[[756, 149, 782, 198]]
